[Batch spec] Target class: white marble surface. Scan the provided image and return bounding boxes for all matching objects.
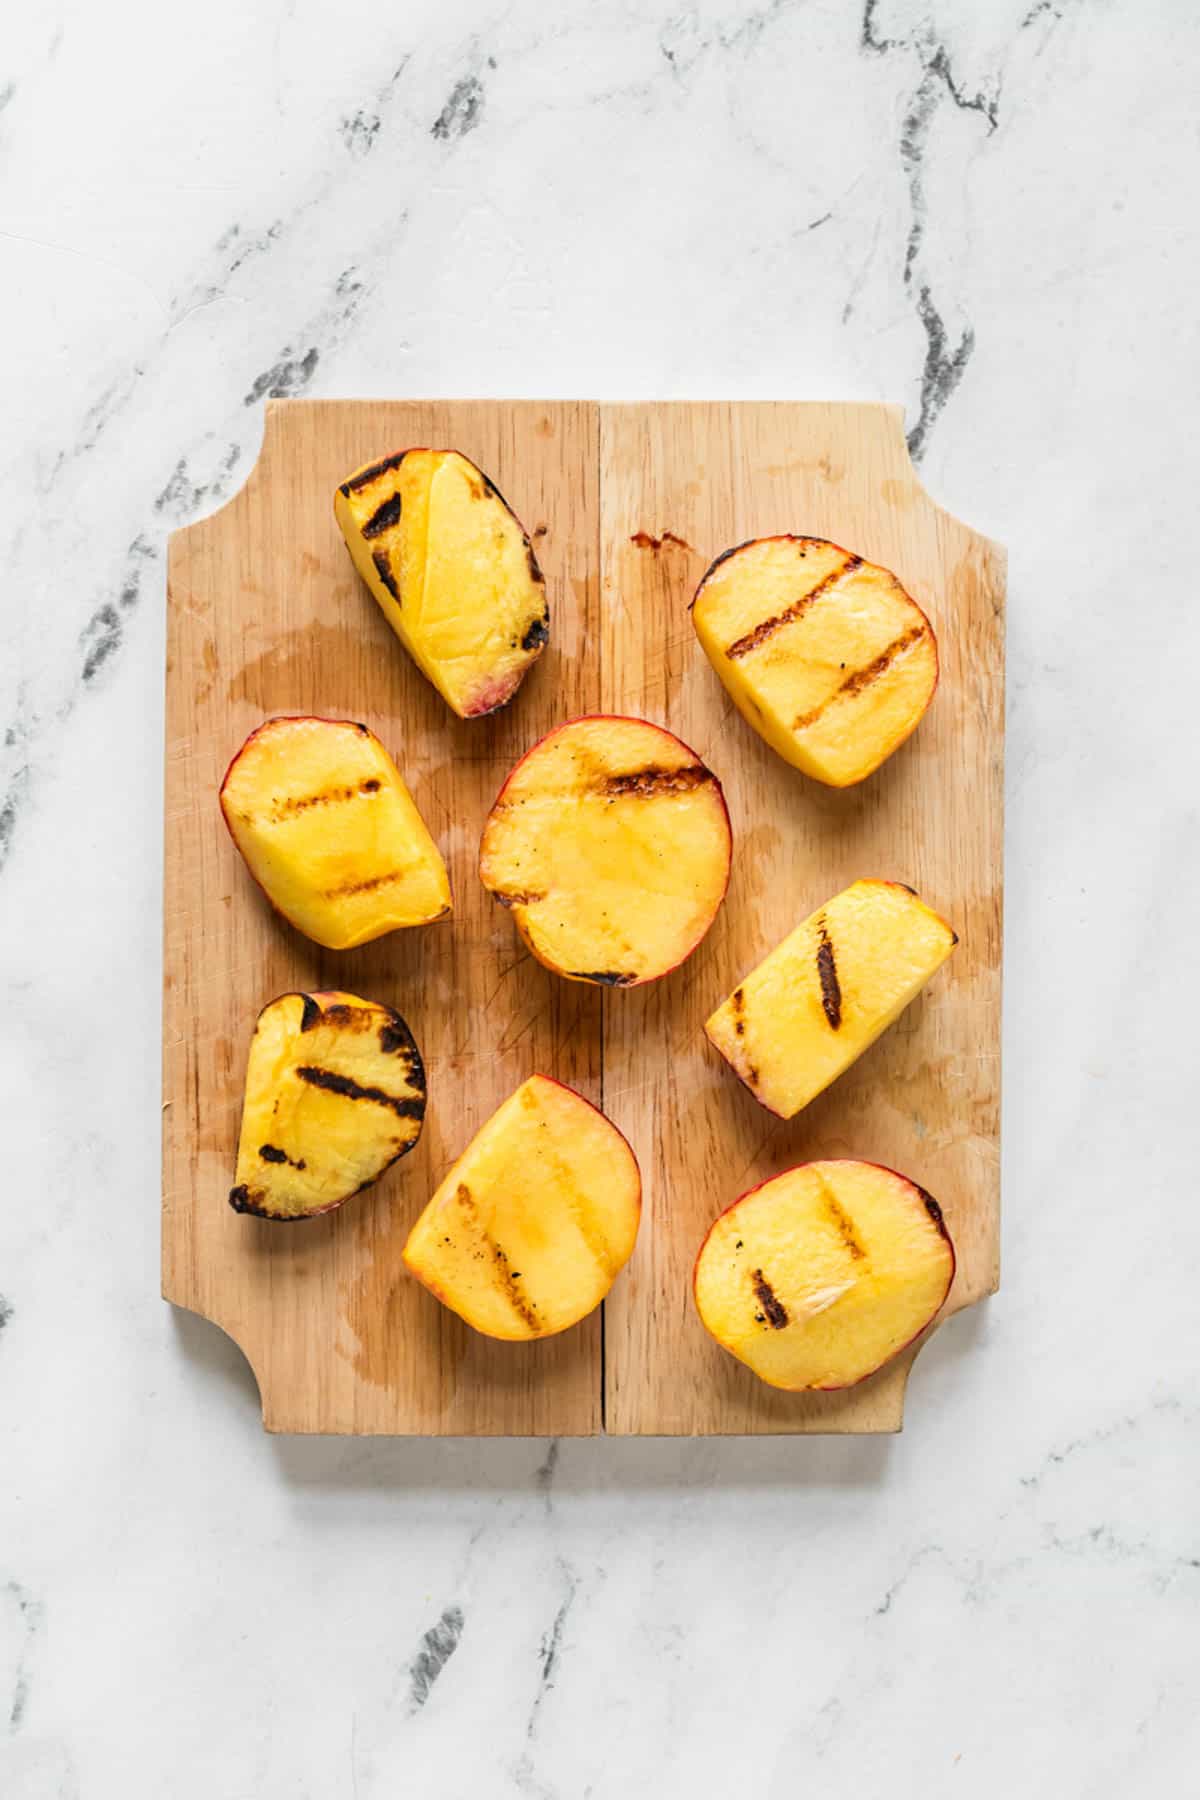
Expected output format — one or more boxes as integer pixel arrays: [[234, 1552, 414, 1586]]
[[2, 0, 1198, 1792]]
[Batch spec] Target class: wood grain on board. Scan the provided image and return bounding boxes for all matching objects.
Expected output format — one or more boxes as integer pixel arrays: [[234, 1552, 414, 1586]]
[[599, 403, 1004, 1433], [163, 399, 1003, 1436], [164, 400, 603, 1434]]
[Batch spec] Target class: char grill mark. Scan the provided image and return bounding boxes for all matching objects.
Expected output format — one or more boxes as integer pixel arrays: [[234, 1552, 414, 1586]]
[[816, 923, 842, 1030], [570, 970, 635, 987], [258, 1143, 307, 1170], [524, 540, 546, 587], [343, 451, 406, 493], [918, 1189, 949, 1239], [493, 888, 544, 909], [267, 775, 384, 822], [372, 548, 399, 599], [490, 1242, 539, 1331], [322, 869, 405, 899], [362, 493, 402, 538], [751, 1268, 789, 1329], [602, 764, 712, 799], [379, 1016, 420, 1066], [295, 1064, 424, 1120], [794, 625, 927, 730], [521, 610, 549, 652], [454, 1183, 540, 1331], [824, 1192, 865, 1261], [725, 556, 861, 660]]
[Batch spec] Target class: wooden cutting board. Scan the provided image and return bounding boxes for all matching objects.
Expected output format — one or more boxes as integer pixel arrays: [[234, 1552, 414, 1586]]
[[163, 398, 1003, 1435]]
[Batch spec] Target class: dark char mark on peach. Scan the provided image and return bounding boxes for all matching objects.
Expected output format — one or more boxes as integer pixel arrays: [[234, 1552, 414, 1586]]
[[571, 970, 635, 987], [917, 1188, 950, 1239], [525, 540, 545, 587], [816, 923, 842, 1030], [362, 493, 402, 538], [299, 995, 322, 1031], [793, 625, 927, 730], [342, 450, 406, 494], [259, 1143, 307, 1169], [296, 1065, 424, 1119], [726, 557, 861, 661], [751, 1268, 789, 1329], [380, 1020, 426, 1094], [521, 611, 549, 652], [602, 764, 712, 799], [825, 1191, 865, 1260], [371, 548, 400, 599]]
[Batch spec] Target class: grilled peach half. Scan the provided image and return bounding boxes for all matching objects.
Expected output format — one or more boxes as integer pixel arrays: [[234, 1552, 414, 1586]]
[[692, 536, 938, 785], [479, 716, 731, 987], [705, 880, 956, 1118], [230, 991, 426, 1221], [694, 1160, 955, 1390], [403, 1075, 641, 1339], [334, 448, 548, 718], [220, 716, 451, 950]]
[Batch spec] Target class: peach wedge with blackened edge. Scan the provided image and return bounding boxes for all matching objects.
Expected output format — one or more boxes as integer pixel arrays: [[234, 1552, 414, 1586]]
[[691, 536, 938, 785], [334, 448, 549, 718], [220, 716, 451, 950], [479, 715, 731, 987], [230, 991, 426, 1221], [403, 1075, 641, 1340], [694, 1161, 955, 1390], [705, 879, 956, 1119]]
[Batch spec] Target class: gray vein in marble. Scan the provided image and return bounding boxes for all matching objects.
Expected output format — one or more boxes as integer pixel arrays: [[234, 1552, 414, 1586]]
[[872, 1543, 946, 1617], [534, 1575, 574, 1707], [41, 365, 147, 497], [512, 1557, 577, 1798], [154, 448, 242, 522], [0, 699, 34, 877], [861, 2, 1003, 460], [341, 111, 380, 157], [4, 1579, 43, 1733], [660, 0, 801, 74], [78, 535, 157, 686], [1, 248, 383, 874], [406, 1604, 464, 1712], [342, 57, 411, 158], [535, 1439, 559, 1512], [0, 1295, 12, 1334], [431, 57, 496, 142], [244, 266, 367, 404], [1019, 1392, 1192, 1492]]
